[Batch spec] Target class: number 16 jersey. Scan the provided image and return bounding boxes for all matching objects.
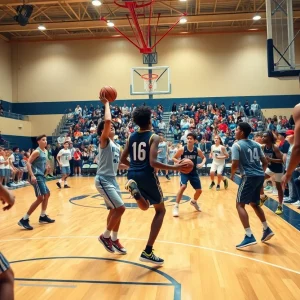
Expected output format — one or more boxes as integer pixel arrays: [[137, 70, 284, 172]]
[[128, 130, 155, 174]]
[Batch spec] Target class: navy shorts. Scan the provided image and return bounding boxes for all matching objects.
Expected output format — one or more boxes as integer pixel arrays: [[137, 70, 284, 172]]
[[0, 252, 10, 274], [236, 176, 264, 205], [127, 170, 163, 205], [180, 172, 201, 190], [32, 175, 50, 197]]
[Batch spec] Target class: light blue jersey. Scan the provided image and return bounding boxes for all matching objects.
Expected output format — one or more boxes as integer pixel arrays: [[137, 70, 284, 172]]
[[97, 139, 120, 177], [231, 139, 265, 177], [157, 141, 167, 159], [32, 147, 47, 176]]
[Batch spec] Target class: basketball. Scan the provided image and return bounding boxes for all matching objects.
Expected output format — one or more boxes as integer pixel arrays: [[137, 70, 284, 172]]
[[99, 86, 117, 102], [179, 158, 194, 174]]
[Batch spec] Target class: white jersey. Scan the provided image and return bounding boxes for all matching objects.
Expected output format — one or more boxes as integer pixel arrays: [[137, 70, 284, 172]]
[[57, 149, 71, 167], [168, 148, 177, 160], [211, 144, 225, 165], [0, 156, 5, 169]]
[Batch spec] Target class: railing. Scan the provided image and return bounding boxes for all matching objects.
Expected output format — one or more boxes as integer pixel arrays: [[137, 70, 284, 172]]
[[0, 111, 29, 121], [51, 113, 68, 144]]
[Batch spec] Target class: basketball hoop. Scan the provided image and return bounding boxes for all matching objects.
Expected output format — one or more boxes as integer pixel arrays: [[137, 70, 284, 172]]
[[141, 73, 158, 92]]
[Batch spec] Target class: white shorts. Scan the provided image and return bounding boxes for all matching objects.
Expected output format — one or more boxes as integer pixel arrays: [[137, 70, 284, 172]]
[[210, 162, 225, 175], [265, 168, 283, 183]]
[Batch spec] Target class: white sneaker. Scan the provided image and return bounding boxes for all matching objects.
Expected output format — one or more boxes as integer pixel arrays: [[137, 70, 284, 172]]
[[272, 188, 278, 195], [283, 197, 291, 202], [190, 200, 201, 212], [173, 205, 179, 217], [292, 200, 300, 206]]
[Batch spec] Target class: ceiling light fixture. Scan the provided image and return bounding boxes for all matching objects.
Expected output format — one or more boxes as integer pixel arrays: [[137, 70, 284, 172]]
[[179, 17, 187, 24], [92, 0, 101, 6], [253, 15, 261, 21], [38, 24, 46, 31], [107, 21, 114, 27]]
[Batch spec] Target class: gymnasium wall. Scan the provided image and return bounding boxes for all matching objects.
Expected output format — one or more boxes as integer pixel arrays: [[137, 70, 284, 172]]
[[0, 40, 12, 106]]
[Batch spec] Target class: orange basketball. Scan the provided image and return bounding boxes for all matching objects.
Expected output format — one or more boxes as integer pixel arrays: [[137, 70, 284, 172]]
[[179, 158, 194, 174], [99, 86, 117, 102]]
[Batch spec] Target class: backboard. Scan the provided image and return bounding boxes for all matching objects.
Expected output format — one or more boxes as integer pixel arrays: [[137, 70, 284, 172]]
[[130, 66, 171, 95]]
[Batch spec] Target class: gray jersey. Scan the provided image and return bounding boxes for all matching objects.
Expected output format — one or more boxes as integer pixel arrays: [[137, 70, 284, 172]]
[[232, 139, 265, 177], [157, 141, 167, 159], [97, 139, 120, 177], [32, 147, 47, 176]]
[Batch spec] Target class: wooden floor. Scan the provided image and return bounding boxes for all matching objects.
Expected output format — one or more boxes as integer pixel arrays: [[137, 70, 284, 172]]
[[1, 176, 300, 300]]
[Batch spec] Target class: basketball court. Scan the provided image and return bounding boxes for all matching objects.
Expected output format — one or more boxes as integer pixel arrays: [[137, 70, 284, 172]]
[[1, 176, 300, 300]]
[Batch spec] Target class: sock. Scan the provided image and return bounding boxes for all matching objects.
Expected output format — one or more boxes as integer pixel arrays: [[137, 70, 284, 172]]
[[193, 199, 197, 202], [23, 214, 30, 220], [245, 227, 252, 237], [174, 203, 179, 207], [260, 194, 266, 199], [64, 181, 67, 186], [41, 210, 46, 217], [262, 221, 268, 230], [103, 229, 111, 238], [111, 231, 118, 242], [59, 179, 63, 183], [145, 245, 153, 254]]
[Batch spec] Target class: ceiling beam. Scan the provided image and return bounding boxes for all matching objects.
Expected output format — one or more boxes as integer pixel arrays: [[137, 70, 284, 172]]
[[0, 12, 283, 32]]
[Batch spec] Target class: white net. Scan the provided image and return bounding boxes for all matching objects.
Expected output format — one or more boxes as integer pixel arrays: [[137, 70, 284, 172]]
[[142, 74, 158, 92]]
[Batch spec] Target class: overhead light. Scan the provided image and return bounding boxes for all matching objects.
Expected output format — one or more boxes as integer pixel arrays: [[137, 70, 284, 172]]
[[253, 15, 261, 21], [92, 0, 101, 6], [249, 28, 259, 31], [179, 0, 187, 2], [179, 17, 187, 24], [38, 24, 46, 31], [107, 21, 114, 27]]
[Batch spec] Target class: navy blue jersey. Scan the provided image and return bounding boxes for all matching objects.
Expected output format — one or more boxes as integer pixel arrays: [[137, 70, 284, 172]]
[[263, 145, 283, 173], [128, 131, 155, 173], [181, 145, 198, 174]]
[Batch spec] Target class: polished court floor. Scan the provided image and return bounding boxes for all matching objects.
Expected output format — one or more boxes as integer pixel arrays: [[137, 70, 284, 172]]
[[0, 176, 300, 300]]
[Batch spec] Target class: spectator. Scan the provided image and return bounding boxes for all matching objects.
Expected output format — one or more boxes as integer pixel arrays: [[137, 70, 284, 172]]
[[250, 100, 259, 116], [244, 101, 250, 116], [74, 105, 82, 117], [158, 119, 166, 131]]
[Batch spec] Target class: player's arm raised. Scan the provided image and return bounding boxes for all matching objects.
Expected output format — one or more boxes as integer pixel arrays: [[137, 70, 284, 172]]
[[172, 148, 184, 164], [26, 150, 40, 184], [197, 148, 206, 168], [150, 135, 187, 172], [99, 97, 112, 149]]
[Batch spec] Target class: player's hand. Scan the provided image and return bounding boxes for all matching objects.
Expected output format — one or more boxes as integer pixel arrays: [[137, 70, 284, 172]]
[[31, 175, 37, 184], [175, 162, 189, 173], [99, 92, 108, 104], [197, 163, 204, 169], [281, 173, 291, 191], [4, 161, 8, 165], [59, 163, 63, 167]]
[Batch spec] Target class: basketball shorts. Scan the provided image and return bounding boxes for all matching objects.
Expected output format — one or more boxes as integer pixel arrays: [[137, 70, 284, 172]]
[[0, 252, 10, 274], [180, 172, 201, 190], [236, 176, 265, 205], [210, 162, 225, 175], [265, 168, 283, 183], [95, 175, 123, 210], [127, 170, 164, 205], [32, 175, 50, 197], [5, 169, 11, 178], [0, 169, 5, 176], [61, 166, 71, 175], [157, 157, 167, 164]]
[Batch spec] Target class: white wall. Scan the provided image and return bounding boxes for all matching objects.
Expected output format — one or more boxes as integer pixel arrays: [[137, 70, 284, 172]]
[[11, 32, 300, 103], [0, 40, 12, 102]]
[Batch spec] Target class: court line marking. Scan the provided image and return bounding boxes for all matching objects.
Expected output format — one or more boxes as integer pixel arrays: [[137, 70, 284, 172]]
[[18, 283, 77, 288], [1, 235, 300, 275]]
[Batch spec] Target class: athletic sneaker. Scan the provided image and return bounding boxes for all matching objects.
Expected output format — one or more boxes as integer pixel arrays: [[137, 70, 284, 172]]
[[56, 182, 61, 189], [112, 239, 127, 254], [18, 218, 33, 230], [224, 179, 228, 189], [98, 234, 115, 253], [209, 182, 215, 189], [39, 215, 55, 224], [125, 179, 141, 200], [236, 235, 257, 249], [275, 205, 283, 215], [292, 200, 300, 206], [64, 185, 71, 188], [173, 205, 179, 217], [259, 195, 268, 207], [190, 200, 201, 211], [261, 227, 275, 242], [264, 186, 272, 191], [166, 174, 171, 180], [216, 185, 220, 191], [284, 199, 298, 204], [139, 250, 164, 265]]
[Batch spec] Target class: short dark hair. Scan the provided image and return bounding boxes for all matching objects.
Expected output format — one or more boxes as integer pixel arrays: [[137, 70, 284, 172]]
[[97, 120, 105, 136], [36, 134, 46, 142], [133, 106, 152, 128], [187, 132, 197, 140], [12, 147, 19, 152], [264, 130, 276, 144], [238, 122, 252, 138], [63, 141, 69, 145]]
